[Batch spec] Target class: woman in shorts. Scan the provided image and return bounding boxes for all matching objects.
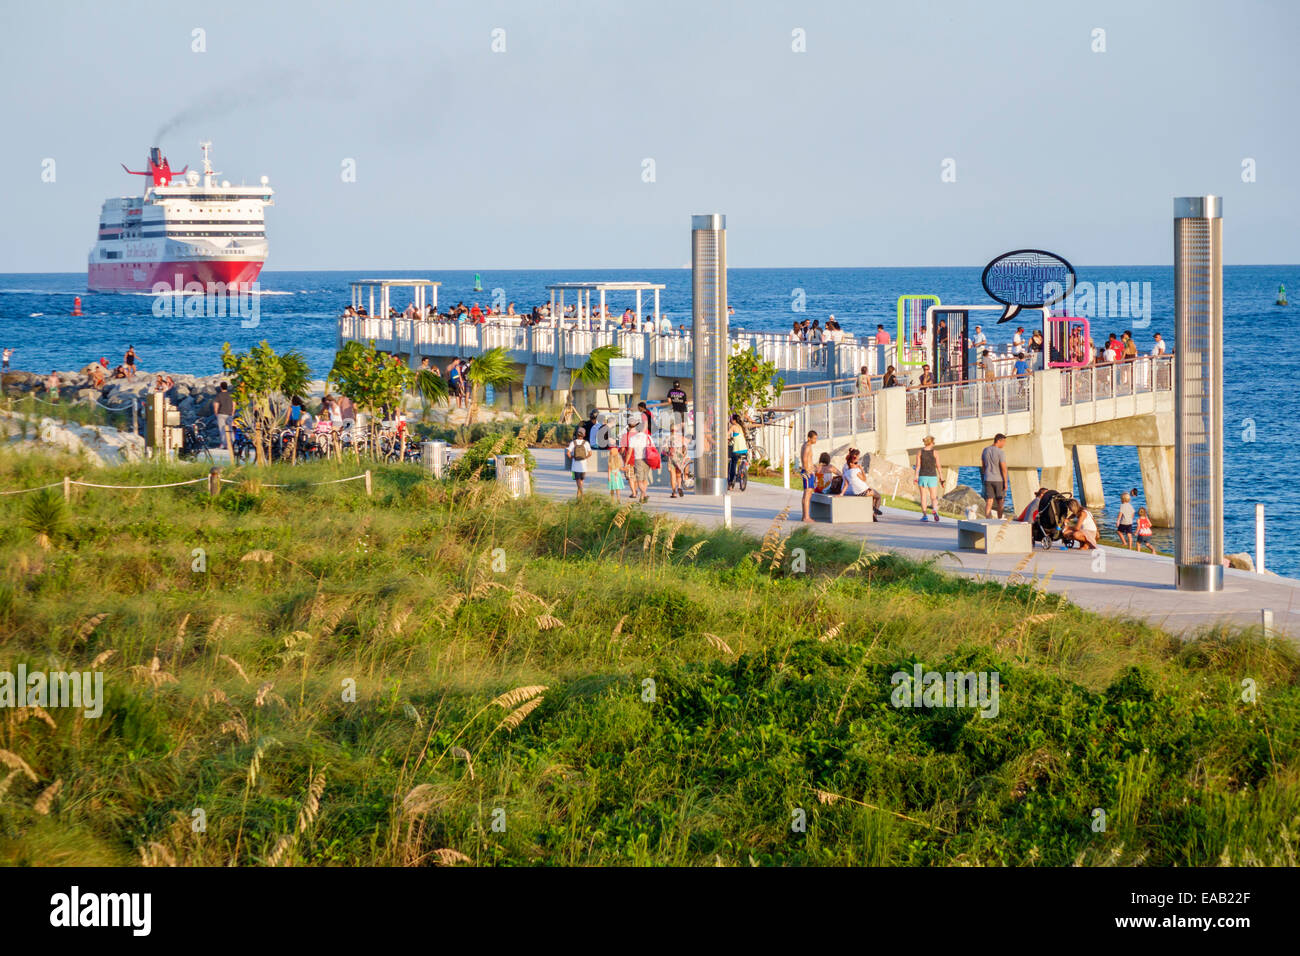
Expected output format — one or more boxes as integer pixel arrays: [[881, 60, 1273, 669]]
[[914, 435, 943, 523]]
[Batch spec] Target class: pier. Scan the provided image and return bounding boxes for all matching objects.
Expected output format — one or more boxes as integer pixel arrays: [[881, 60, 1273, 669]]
[[340, 303, 1178, 526]]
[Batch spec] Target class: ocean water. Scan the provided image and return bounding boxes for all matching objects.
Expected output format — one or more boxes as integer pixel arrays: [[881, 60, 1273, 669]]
[[2, 266, 1296, 575]]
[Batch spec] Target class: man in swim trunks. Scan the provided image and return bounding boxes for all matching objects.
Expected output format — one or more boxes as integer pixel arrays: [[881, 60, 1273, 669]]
[[800, 430, 818, 522]]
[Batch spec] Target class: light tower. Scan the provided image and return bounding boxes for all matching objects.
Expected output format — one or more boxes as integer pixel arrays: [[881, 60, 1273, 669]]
[[691, 214, 728, 496], [1173, 196, 1224, 591]]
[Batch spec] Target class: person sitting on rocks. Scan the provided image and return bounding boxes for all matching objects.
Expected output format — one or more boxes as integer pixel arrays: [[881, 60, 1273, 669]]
[[45, 371, 60, 395], [89, 364, 106, 387]]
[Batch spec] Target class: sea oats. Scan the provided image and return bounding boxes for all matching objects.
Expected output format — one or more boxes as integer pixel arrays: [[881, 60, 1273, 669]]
[[491, 685, 548, 710], [704, 633, 734, 656], [0, 750, 37, 782], [432, 848, 471, 866], [450, 746, 475, 780], [14, 706, 58, 730], [497, 696, 544, 732], [33, 778, 62, 815], [75, 612, 108, 642], [138, 842, 177, 867], [219, 654, 250, 684], [219, 714, 249, 743], [90, 648, 116, 668], [819, 622, 843, 643]]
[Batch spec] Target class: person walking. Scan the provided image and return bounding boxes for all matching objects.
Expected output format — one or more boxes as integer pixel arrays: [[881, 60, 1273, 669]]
[[666, 422, 689, 498], [607, 440, 628, 501], [914, 435, 944, 523], [981, 433, 1008, 518], [666, 380, 688, 426], [800, 429, 818, 522], [214, 381, 235, 455], [567, 425, 592, 498], [623, 420, 654, 503], [1115, 491, 1136, 549]]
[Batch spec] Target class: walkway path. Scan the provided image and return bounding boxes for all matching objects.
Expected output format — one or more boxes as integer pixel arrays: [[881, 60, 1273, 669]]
[[528, 449, 1298, 641]]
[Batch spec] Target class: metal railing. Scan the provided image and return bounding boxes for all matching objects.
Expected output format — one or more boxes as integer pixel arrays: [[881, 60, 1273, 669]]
[[1059, 356, 1173, 406]]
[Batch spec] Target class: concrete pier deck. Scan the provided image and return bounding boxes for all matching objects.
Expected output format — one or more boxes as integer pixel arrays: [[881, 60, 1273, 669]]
[[526, 448, 1298, 640]]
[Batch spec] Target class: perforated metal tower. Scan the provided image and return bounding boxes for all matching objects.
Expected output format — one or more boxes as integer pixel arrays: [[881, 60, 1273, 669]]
[[1173, 196, 1224, 591], [691, 214, 728, 496]]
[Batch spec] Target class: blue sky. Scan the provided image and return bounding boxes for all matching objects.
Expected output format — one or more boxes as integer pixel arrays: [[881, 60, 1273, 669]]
[[1, 0, 1296, 270]]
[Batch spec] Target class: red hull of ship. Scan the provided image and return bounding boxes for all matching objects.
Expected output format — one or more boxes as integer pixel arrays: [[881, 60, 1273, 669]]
[[87, 259, 264, 293]]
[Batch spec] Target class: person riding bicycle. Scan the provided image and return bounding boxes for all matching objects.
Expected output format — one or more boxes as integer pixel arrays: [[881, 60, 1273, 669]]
[[727, 413, 749, 489]]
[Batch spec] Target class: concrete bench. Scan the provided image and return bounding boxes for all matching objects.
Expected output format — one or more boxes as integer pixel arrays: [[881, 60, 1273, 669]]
[[957, 518, 1032, 554], [809, 491, 877, 524]]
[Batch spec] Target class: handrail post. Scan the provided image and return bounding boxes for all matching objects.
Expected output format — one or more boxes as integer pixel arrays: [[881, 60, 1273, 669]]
[[1256, 502, 1266, 573]]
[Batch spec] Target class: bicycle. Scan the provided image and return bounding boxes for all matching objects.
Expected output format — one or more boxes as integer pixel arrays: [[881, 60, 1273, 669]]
[[728, 450, 750, 492], [179, 416, 213, 462]]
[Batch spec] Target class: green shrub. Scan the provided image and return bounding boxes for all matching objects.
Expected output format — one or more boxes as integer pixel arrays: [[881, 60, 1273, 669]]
[[448, 433, 536, 480]]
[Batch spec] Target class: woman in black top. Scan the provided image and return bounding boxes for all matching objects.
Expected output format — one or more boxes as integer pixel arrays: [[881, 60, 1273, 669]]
[[882, 365, 898, 388], [914, 435, 944, 522]]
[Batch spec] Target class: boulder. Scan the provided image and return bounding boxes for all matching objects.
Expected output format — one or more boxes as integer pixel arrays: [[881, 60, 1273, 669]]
[[940, 484, 985, 517], [33, 417, 145, 466], [1226, 552, 1255, 572]]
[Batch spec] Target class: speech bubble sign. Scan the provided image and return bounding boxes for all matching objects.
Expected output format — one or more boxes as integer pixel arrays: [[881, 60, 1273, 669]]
[[981, 249, 1076, 324]]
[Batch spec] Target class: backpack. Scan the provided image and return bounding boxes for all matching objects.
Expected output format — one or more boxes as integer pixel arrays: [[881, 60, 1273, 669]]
[[573, 440, 590, 460], [644, 439, 661, 470]]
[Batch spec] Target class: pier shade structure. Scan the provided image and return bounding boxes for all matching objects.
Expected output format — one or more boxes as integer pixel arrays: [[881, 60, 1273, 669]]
[[1173, 196, 1224, 591], [545, 281, 664, 333], [348, 278, 439, 320], [692, 214, 728, 497]]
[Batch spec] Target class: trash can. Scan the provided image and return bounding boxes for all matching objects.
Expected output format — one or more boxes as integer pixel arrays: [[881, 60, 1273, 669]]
[[421, 440, 447, 478], [494, 454, 530, 499]]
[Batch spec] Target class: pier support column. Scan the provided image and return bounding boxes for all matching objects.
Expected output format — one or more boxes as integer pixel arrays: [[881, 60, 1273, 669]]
[[1137, 444, 1176, 528], [1072, 444, 1105, 509], [874, 388, 910, 467], [1007, 467, 1039, 516], [1040, 464, 1073, 497]]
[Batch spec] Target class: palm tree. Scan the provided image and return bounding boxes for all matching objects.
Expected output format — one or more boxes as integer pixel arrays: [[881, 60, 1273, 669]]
[[414, 367, 450, 410], [568, 344, 623, 421], [464, 347, 518, 425]]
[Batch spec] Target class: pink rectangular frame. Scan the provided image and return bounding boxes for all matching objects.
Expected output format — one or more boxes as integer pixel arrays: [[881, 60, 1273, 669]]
[[1046, 315, 1091, 368]]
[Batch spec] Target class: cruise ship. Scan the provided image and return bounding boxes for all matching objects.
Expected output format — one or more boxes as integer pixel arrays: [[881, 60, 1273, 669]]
[[87, 142, 273, 292]]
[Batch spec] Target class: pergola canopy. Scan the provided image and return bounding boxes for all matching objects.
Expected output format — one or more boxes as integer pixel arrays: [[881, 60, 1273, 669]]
[[349, 279, 440, 317], [544, 280, 666, 331]]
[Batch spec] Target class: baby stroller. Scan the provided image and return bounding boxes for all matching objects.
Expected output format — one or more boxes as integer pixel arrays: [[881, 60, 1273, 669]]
[[1031, 490, 1071, 549]]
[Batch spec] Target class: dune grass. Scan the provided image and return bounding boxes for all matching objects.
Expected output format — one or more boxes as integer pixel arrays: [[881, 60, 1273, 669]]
[[0, 448, 1296, 867]]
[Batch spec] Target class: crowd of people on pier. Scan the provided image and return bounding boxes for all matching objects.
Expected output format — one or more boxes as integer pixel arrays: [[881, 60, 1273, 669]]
[[342, 298, 689, 333]]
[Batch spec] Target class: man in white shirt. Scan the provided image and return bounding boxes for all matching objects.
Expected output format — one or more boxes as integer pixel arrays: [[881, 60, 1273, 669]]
[[624, 422, 653, 503], [1012, 326, 1024, 352], [972, 325, 987, 350], [657, 314, 672, 334], [1150, 332, 1166, 355]]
